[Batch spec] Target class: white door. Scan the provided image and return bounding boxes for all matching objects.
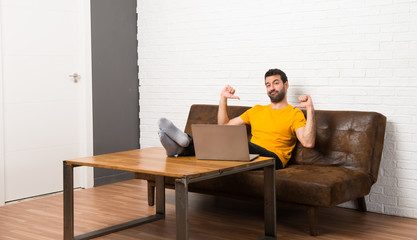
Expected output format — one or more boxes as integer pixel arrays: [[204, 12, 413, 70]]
[[0, 0, 93, 203]]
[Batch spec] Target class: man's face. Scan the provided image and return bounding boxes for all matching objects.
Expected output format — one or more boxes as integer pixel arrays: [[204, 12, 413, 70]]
[[265, 75, 287, 103]]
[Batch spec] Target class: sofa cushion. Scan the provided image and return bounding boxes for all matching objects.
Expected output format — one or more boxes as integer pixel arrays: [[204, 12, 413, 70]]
[[187, 165, 372, 207], [276, 165, 373, 206], [292, 110, 386, 184]]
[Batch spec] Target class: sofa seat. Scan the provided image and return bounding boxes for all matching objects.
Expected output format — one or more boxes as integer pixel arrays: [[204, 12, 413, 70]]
[[185, 165, 372, 207], [275, 165, 373, 207]]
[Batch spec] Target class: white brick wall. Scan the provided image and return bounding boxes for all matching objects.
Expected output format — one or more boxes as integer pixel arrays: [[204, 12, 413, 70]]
[[138, 0, 417, 218]]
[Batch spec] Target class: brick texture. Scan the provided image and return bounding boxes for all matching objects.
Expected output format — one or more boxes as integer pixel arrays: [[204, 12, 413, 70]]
[[137, 0, 417, 218]]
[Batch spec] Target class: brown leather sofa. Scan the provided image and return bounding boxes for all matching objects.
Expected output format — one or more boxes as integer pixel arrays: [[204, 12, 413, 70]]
[[135, 104, 387, 236]]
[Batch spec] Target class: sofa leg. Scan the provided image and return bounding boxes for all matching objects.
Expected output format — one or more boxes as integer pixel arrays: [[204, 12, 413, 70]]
[[147, 181, 155, 206], [307, 207, 319, 236], [357, 197, 367, 212]]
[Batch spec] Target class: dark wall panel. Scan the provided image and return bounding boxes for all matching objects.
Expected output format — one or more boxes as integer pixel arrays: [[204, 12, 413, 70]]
[[91, 0, 139, 186]]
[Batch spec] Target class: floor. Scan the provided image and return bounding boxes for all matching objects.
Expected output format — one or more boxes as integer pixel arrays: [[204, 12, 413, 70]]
[[1, 179, 417, 240]]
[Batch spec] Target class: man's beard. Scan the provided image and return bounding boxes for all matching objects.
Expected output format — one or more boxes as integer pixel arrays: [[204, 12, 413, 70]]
[[268, 88, 286, 103]]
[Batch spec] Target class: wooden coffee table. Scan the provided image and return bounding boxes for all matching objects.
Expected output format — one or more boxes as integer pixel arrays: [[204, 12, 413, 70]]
[[63, 147, 276, 239]]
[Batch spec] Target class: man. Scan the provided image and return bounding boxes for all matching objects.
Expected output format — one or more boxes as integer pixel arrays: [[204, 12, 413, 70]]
[[158, 68, 316, 169]]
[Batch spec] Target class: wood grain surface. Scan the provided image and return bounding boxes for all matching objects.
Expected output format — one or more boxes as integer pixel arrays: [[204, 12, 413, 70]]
[[65, 147, 274, 179]]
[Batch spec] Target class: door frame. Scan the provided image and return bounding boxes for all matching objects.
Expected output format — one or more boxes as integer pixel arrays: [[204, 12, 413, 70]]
[[0, 0, 94, 206], [78, 0, 94, 191], [0, 0, 5, 206]]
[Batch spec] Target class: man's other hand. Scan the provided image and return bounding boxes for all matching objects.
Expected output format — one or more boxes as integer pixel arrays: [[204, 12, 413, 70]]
[[221, 85, 240, 100], [294, 95, 313, 109]]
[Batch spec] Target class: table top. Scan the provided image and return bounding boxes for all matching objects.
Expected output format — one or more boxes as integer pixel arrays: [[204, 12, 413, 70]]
[[65, 147, 274, 179]]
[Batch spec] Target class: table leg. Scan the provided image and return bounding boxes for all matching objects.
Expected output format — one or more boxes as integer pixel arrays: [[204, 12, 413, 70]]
[[63, 166, 165, 240], [155, 176, 165, 216], [264, 164, 276, 238], [63, 162, 74, 240], [175, 177, 189, 240]]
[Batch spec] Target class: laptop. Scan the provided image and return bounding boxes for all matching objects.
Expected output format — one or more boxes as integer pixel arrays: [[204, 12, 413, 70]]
[[191, 124, 259, 161]]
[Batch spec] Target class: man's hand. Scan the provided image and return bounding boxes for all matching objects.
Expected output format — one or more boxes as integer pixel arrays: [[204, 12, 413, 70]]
[[295, 95, 316, 148], [221, 85, 240, 100], [218, 85, 242, 125], [294, 95, 313, 109]]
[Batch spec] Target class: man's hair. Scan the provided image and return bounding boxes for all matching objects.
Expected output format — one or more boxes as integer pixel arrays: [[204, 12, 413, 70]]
[[264, 68, 288, 83]]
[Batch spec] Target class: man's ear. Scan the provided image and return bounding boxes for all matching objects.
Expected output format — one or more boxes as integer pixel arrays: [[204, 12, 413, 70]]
[[284, 81, 289, 90]]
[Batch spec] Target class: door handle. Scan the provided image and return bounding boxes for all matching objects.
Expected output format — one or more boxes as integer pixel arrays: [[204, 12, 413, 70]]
[[69, 73, 81, 83]]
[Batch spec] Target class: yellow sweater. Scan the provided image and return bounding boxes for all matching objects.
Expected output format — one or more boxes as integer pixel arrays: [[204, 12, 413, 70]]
[[240, 104, 306, 167]]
